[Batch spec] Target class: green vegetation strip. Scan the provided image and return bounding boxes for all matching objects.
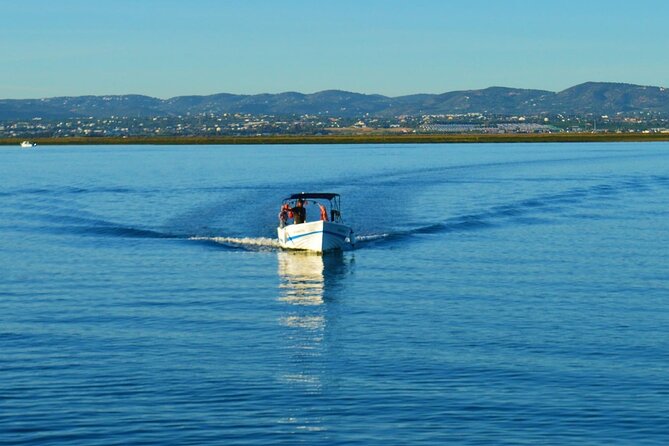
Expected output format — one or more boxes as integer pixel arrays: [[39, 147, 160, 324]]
[[3, 133, 669, 146]]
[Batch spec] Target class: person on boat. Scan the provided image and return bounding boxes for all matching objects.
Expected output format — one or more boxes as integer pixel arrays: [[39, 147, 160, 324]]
[[291, 199, 306, 224], [318, 203, 328, 221], [278, 203, 291, 228]]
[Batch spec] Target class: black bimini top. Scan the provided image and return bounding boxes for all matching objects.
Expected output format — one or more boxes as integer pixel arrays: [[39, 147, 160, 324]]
[[284, 192, 339, 200]]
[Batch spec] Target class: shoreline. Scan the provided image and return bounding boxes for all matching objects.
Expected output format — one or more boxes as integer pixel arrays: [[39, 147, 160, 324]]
[[2, 133, 669, 146]]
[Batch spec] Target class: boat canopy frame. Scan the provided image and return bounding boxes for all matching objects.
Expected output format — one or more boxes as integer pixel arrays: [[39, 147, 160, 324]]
[[281, 192, 343, 223]]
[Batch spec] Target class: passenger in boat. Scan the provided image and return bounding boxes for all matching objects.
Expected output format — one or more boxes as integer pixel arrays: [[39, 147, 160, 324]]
[[318, 203, 328, 221], [278, 204, 290, 228], [291, 199, 306, 224]]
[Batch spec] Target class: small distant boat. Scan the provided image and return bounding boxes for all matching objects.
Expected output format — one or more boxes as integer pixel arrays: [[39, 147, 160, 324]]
[[20, 141, 37, 148], [277, 192, 355, 253]]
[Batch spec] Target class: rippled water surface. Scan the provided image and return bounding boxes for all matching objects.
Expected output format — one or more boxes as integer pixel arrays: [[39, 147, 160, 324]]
[[1, 143, 668, 445]]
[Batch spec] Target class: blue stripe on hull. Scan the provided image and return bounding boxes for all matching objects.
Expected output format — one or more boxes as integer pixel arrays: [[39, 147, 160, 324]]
[[287, 230, 347, 243]]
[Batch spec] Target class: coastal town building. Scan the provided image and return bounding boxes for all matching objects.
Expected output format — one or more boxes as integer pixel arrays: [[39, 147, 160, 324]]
[[1, 112, 668, 139]]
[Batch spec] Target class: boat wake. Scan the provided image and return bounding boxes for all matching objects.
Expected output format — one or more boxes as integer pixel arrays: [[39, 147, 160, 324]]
[[19, 173, 665, 253], [195, 234, 387, 251], [189, 236, 281, 251], [354, 233, 393, 245], [352, 175, 669, 248]]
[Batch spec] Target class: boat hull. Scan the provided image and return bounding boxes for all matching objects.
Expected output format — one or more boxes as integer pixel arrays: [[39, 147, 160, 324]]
[[277, 221, 354, 252]]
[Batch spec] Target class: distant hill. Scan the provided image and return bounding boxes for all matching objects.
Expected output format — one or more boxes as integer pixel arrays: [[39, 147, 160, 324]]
[[1, 82, 668, 119]]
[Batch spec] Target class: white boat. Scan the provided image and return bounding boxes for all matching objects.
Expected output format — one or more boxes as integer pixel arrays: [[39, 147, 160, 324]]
[[277, 193, 355, 253], [20, 141, 37, 148]]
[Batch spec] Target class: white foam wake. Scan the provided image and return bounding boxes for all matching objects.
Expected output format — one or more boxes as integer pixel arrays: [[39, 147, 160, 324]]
[[190, 236, 281, 250], [355, 233, 391, 242]]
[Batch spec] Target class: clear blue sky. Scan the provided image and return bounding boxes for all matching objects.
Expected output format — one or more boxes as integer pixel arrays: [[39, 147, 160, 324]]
[[3, 0, 668, 99]]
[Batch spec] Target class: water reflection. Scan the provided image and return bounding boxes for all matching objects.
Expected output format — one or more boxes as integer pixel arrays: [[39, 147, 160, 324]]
[[278, 251, 326, 306], [276, 250, 351, 433], [277, 250, 350, 306]]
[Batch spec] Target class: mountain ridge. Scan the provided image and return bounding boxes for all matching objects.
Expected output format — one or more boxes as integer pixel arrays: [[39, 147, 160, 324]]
[[1, 82, 668, 120]]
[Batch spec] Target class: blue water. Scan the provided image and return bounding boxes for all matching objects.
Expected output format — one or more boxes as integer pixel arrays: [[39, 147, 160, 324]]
[[1, 142, 668, 445]]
